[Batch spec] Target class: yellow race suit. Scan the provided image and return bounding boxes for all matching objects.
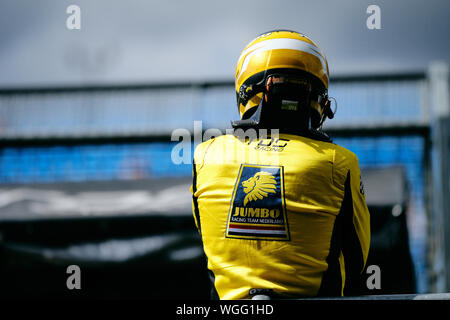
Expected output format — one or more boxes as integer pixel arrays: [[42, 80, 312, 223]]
[[191, 131, 370, 300]]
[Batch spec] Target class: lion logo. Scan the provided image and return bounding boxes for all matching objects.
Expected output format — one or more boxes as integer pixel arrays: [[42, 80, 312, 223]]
[[242, 171, 277, 206]]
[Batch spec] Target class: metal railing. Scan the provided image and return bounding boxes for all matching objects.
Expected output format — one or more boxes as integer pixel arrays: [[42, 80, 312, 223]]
[[252, 293, 450, 300], [0, 72, 427, 140]]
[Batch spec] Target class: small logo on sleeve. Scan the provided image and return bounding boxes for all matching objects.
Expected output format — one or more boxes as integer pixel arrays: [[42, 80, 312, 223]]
[[360, 176, 365, 195], [226, 164, 290, 240]]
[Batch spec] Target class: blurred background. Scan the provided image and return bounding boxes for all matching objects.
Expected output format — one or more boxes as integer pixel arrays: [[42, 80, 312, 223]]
[[0, 0, 449, 299]]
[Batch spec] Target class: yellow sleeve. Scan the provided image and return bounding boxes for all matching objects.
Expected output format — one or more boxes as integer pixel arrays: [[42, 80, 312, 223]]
[[341, 153, 371, 295], [191, 139, 215, 233], [348, 156, 371, 272]]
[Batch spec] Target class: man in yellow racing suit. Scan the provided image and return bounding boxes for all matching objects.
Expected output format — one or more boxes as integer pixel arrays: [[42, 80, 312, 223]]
[[191, 30, 370, 300]]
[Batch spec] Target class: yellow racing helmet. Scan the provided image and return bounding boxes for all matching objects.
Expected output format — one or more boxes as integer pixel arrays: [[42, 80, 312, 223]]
[[234, 30, 333, 130]]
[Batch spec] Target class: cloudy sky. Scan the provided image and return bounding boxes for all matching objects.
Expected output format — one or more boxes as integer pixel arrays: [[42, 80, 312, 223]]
[[0, 0, 449, 87]]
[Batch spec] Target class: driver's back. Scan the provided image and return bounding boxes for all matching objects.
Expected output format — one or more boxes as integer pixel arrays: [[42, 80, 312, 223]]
[[191, 132, 370, 299]]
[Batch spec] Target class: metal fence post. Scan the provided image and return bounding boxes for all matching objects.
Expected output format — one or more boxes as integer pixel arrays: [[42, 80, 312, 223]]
[[428, 61, 450, 292]]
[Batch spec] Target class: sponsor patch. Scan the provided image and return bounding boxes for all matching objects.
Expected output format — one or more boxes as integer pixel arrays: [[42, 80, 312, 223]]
[[226, 164, 289, 240]]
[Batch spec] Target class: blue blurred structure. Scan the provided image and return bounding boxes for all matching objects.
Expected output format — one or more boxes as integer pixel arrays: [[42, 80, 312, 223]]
[[0, 143, 188, 182], [0, 73, 433, 294], [0, 137, 424, 192]]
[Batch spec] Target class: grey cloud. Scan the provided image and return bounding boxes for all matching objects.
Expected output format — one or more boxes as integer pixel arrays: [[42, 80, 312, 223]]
[[0, 0, 449, 87]]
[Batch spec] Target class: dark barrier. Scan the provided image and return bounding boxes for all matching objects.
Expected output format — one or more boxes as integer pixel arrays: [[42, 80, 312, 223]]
[[0, 178, 211, 299], [0, 216, 210, 299], [0, 166, 417, 298], [359, 166, 416, 294]]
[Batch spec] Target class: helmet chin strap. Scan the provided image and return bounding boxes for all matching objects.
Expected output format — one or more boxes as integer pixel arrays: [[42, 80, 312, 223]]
[[233, 74, 311, 130], [231, 92, 265, 129], [233, 73, 337, 131], [232, 91, 311, 130], [231, 88, 334, 143]]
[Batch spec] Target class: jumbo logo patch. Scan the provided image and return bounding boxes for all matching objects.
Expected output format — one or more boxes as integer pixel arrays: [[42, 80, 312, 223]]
[[226, 164, 290, 240]]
